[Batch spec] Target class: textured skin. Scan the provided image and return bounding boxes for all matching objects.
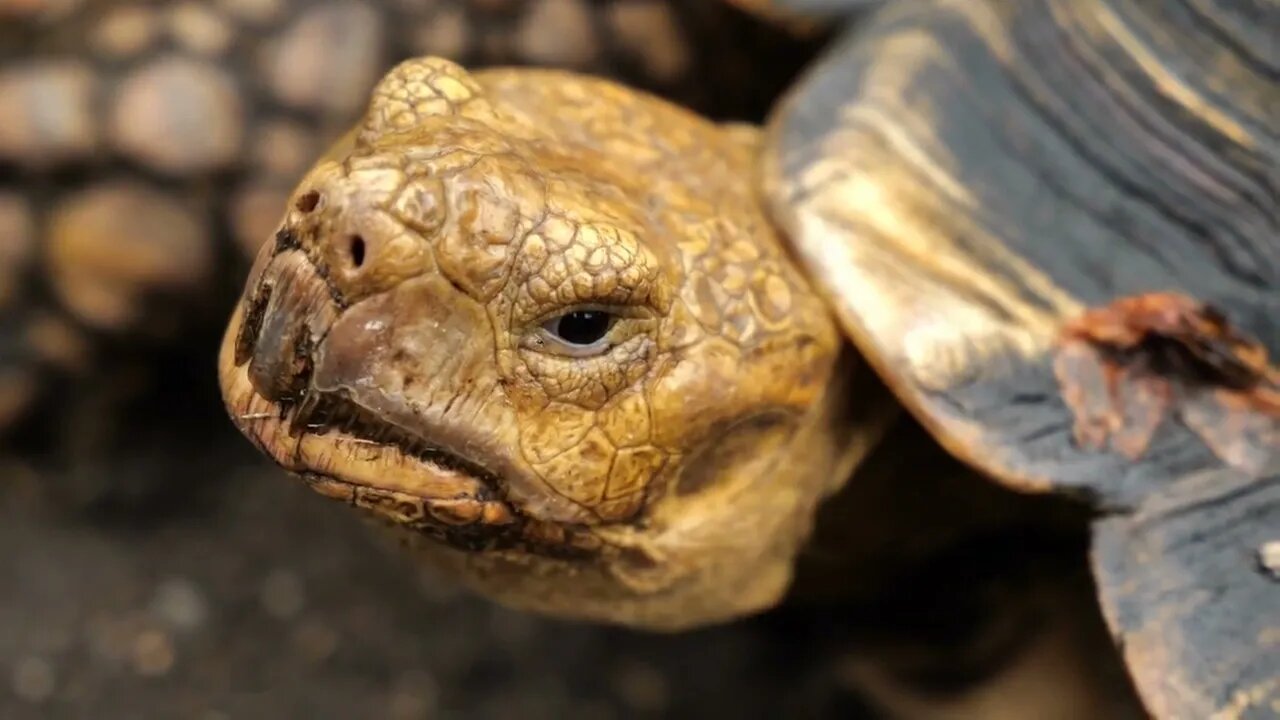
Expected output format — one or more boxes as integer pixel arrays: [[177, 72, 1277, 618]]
[[222, 57, 852, 629], [762, 0, 1278, 716], [217, 0, 1275, 715], [0, 0, 822, 507], [0, 0, 819, 448], [221, 55, 1150, 719]]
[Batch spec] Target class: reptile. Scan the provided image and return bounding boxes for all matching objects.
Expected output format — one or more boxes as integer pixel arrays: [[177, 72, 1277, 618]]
[[221, 1, 1278, 717], [0, 0, 823, 509]]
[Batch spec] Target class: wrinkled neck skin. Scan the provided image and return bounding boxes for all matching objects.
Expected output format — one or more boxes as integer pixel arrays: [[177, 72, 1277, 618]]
[[218, 57, 893, 631], [402, 347, 894, 629]]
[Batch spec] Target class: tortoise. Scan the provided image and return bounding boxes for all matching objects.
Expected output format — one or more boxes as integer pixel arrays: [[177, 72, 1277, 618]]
[[0, 0, 822, 507], [218, 0, 1278, 717]]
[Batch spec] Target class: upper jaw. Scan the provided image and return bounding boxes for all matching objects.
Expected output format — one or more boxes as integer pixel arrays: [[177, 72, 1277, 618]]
[[220, 300, 507, 506], [219, 304, 607, 557], [218, 249, 602, 554]]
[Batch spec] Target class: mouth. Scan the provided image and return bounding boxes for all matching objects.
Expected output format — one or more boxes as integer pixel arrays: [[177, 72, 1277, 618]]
[[217, 254, 604, 559]]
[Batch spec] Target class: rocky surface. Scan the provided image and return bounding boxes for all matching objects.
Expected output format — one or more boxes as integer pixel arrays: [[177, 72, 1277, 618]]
[[0, 439, 878, 720]]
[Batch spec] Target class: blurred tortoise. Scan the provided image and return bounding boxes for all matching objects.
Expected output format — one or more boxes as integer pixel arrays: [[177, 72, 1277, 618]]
[[0, 0, 824, 507], [219, 0, 1277, 717]]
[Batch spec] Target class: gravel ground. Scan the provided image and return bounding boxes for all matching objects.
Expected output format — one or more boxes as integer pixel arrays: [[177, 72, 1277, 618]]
[[0, 435, 879, 720]]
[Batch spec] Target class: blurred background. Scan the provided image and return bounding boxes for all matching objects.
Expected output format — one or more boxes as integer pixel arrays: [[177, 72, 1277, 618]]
[[0, 1, 901, 717]]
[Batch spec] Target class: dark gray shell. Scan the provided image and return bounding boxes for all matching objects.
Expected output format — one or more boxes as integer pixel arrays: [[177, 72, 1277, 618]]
[[761, 0, 1279, 717]]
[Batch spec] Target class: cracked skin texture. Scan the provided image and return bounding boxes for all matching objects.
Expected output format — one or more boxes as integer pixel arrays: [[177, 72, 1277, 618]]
[[222, 1, 1278, 714], [220, 57, 863, 630]]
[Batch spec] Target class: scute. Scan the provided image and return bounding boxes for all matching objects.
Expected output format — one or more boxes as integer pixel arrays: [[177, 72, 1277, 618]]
[[1092, 467, 1280, 719], [761, 0, 1278, 715], [764, 0, 1278, 500]]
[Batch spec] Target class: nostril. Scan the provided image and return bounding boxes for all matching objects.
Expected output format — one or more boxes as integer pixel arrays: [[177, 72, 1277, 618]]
[[295, 190, 320, 213], [348, 235, 366, 268]]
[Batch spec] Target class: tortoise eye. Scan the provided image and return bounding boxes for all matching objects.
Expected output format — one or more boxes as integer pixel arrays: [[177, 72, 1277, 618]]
[[543, 310, 616, 348]]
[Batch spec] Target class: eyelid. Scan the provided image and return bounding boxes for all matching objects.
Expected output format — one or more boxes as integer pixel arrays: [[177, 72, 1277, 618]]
[[522, 305, 653, 358], [526, 303, 652, 327], [527, 327, 614, 358]]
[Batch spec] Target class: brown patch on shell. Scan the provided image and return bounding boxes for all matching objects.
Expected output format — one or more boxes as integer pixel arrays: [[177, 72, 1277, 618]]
[[1053, 292, 1279, 475]]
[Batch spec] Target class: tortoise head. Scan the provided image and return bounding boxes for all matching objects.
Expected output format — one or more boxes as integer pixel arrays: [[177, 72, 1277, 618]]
[[218, 58, 866, 630]]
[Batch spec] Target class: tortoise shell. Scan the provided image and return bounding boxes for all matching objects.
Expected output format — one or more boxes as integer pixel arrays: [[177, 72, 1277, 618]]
[[759, 0, 1279, 717], [208, 1, 1274, 718]]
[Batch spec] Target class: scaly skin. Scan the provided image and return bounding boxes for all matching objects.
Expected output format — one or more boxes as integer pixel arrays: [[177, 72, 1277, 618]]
[[219, 57, 874, 630], [218, 56, 1151, 719]]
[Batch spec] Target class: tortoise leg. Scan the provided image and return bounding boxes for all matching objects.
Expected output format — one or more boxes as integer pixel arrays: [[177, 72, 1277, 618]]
[[1092, 466, 1280, 719]]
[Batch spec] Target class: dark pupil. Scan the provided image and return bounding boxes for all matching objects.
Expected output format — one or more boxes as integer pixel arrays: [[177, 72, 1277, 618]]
[[555, 311, 612, 346]]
